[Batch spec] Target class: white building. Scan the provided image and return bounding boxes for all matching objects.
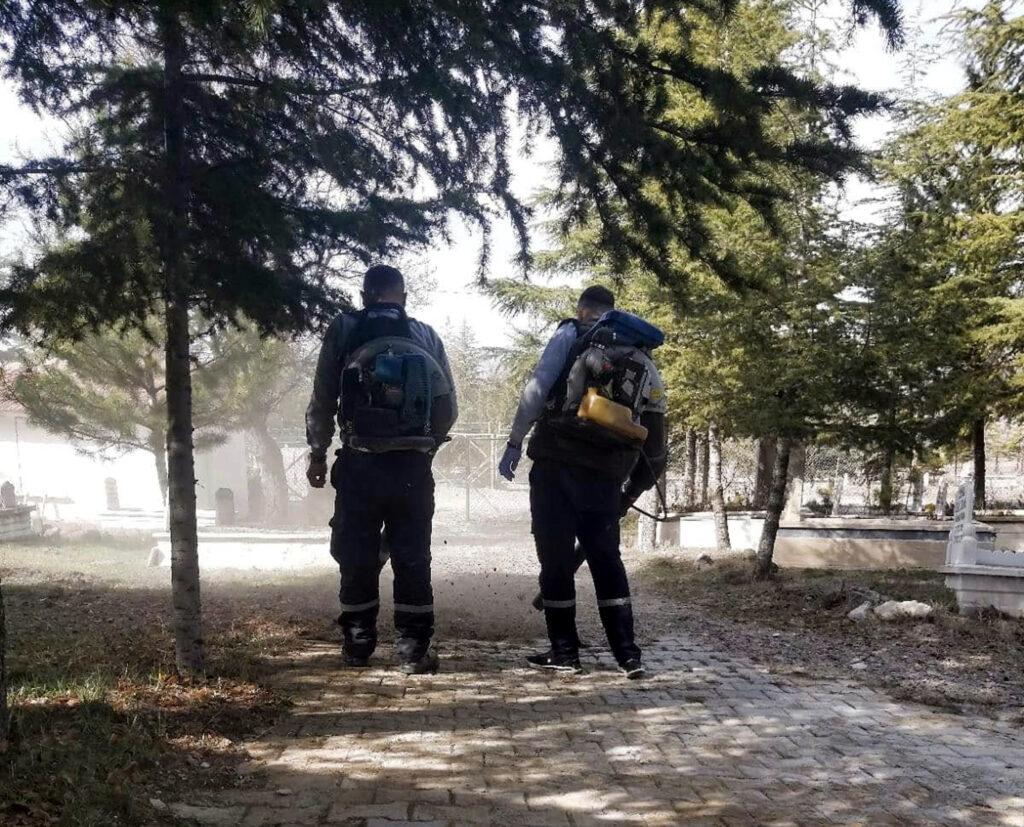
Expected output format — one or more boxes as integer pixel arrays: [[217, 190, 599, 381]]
[[0, 398, 248, 521]]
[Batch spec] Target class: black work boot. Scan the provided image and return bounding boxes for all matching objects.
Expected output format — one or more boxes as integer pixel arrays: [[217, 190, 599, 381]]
[[400, 647, 439, 675], [526, 650, 582, 673], [342, 650, 370, 668], [620, 659, 647, 680]]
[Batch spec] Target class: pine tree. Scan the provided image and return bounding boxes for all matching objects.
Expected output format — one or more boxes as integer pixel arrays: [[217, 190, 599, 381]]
[[194, 328, 316, 524], [2, 322, 234, 503], [858, 1, 1024, 510], [524, 0, 883, 576]]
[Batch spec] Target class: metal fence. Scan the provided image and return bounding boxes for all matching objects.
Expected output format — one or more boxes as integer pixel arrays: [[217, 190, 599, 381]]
[[275, 431, 533, 524], [272, 427, 1024, 521]]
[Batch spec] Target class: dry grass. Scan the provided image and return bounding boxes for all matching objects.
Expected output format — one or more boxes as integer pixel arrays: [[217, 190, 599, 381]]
[[640, 553, 959, 628], [638, 553, 1024, 715], [1, 535, 296, 827]]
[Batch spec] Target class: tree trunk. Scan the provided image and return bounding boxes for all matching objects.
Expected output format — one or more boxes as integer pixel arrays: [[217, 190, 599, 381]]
[[635, 486, 658, 551], [879, 445, 895, 515], [708, 423, 731, 552], [973, 416, 986, 510], [783, 443, 806, 522], [910, 467, 924, 513], [682, 429, 697, 509], [148, 428, 169, 504], [831, 474, 845, 517], [162, 13, 204, 676], [0, 578, 7, 741], [696, 433, 710, 509], [253, 421, 290, 526], [753, 438, 777, 509], [755, 438, 792, 580]]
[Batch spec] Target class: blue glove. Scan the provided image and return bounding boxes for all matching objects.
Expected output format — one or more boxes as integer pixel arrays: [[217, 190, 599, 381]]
[[499, 443, 522, 481]]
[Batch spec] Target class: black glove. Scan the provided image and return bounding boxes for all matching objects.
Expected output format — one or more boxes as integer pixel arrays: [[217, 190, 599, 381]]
[[620, 492, 639, 518]]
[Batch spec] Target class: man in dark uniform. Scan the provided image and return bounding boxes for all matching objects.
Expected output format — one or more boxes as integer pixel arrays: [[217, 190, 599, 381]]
[[306, 265, 457, 674], [499, 286, 667, 679]]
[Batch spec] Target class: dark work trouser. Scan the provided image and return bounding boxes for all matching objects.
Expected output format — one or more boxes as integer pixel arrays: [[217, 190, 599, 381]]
[[529, 460, 641, 666], [329, 449, 435, 663]]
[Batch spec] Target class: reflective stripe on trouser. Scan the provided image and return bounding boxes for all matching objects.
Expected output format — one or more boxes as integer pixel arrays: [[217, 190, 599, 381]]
[[330, 449, 436, 662], [530, 460, 642, 665]]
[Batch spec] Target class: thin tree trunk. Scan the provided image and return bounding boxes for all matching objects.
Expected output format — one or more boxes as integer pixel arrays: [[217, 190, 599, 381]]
[[755, 437, 792, 580], [831, 474, 845, 517], [879, 445, 895, 515], [0, 578, 7, 741], [783, 443, 806, 521], [253, 421, 289, 525], [696, 433, 710, 509], [911, 467, 924, 513], [708, 423, 731, 552], [149, 428, 169, 504], [162, 13, 203, 676], [973, 416, 986, 510], [635, 486, 658, 551], [682, 429, 697, 509], [753, 438, 776, 509]]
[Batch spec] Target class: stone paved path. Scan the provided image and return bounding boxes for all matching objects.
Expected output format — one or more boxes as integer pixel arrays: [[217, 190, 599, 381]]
[[172, 636, 1024, 826]]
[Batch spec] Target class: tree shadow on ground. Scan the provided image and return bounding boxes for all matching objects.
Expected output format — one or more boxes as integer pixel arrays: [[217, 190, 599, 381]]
[[181, 641, 1024, 827]]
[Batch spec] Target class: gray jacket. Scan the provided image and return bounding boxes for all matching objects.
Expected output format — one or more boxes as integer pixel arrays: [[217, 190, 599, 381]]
[[305, 307, 458, 461]]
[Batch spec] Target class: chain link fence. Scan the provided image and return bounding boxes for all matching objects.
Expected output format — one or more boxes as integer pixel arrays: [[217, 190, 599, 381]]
[[659, 436, 1024, 517], [267, 425, 1024, 525]]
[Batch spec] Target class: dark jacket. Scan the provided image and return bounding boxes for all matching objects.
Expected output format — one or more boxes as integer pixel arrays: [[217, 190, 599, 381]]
[[305, 305, 457, 461]]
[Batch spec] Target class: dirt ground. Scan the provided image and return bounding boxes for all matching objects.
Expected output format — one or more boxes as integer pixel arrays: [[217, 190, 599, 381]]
[[638, 553, 1024, 720]]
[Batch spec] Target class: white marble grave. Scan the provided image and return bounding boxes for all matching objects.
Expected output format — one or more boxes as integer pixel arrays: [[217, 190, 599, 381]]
[[942, 479, 1024, 617]]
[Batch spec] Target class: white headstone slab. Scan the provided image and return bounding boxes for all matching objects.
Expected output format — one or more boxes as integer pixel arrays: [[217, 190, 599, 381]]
[[947, 480, 977, 566]]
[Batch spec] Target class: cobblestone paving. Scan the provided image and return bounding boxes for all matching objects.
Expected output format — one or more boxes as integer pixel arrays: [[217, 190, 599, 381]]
[[172, 637, 1024, 826]]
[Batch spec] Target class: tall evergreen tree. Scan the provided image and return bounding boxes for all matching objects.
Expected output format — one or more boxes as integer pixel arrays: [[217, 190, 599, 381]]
[[500, 0, 888, 575], [2, 322, 235, 502], [858, 0, 1024, 509]]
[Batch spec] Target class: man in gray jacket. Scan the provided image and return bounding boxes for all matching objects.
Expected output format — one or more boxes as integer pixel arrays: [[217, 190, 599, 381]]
[[306, 265, 457, 674], [499, 286, 667, 678]]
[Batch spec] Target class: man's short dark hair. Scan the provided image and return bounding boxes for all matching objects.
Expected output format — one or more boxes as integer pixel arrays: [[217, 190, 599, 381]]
[[363, 265, 405, 301], [578, 285, 615, 314]]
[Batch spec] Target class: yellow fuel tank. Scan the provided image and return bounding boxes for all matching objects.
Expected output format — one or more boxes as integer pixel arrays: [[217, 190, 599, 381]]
[[577, 388, 648, 442]]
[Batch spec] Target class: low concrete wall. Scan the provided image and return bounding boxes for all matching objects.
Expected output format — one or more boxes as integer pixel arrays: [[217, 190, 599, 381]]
[[773, 520, 975, 570], [0, 505, 36, 540], [675, 513, 1005, 571], [676, 512, 765, 550], [978, 515, 1024, 552], [154, 530, 330, 571]]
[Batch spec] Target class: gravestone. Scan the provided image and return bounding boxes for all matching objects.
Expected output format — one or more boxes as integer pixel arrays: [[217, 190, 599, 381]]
[[104, 477, 120, 511], [0, 481, 34, 540], [944, 478, 1024, 617], [946, 480, 978, 566], [215, 488, 236, 527], [911, 472, 924, 513], [0, 481, 15, 509]]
